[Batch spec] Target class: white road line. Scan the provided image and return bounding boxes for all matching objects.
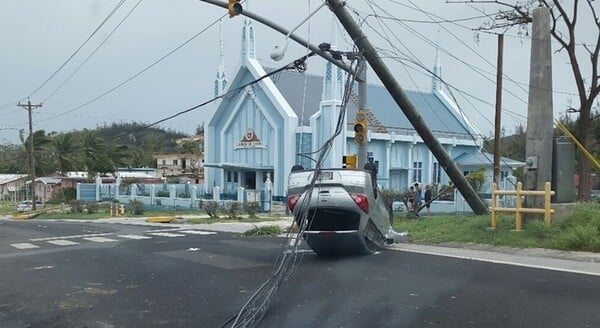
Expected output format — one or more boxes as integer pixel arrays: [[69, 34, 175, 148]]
[[148, 232, 186, 238], [31, 233, 112, 242], [83, 237, 118, 243], [10, 243, 39, 250], [118, 234, 152, 240], [47, 239, 79, 246], [179, 230, 217, 235]]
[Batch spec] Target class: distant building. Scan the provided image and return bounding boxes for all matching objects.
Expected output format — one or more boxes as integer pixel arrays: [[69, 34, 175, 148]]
[[154, 152, 204, 184], [0, 174, 28, 201]]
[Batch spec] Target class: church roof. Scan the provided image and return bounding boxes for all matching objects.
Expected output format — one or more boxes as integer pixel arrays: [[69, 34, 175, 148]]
[[454, 151, 525, 168], [266, 67, 474, 138]]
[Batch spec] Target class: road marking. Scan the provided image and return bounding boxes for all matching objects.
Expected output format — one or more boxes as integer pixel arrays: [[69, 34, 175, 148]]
[[83, 237, 118, 243], [47, 239, 79, 246], [10, 243, 39, 250], [179, 230, 217, 235], [31, 233, 112, 242], [148, 232, 186, 237], [118, 234, 152, 240]]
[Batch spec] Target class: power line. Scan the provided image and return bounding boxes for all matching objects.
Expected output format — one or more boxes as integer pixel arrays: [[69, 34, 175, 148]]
[[26, 12, 228, 129], [42, 0, 144, 103], [26, 0, 127, 99], [105, 52, 317, 142]]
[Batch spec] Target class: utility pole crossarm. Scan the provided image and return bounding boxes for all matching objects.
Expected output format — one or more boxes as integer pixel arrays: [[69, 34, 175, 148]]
[[326, 0, 488, 215]]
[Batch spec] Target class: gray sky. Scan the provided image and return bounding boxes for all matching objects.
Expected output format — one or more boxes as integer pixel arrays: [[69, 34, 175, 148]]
[[0, 0, 592, 145]]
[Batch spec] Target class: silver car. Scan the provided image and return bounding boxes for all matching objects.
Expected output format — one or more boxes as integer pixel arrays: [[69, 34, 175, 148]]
[[287, 166, 405, 256], [16, 200, 44, 212]]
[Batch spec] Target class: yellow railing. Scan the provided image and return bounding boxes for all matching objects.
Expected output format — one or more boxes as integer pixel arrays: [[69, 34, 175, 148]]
[[491, 181, 555, 231]]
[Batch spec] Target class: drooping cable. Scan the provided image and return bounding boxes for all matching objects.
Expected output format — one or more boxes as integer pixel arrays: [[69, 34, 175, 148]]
[[226, 55, 361, 328]]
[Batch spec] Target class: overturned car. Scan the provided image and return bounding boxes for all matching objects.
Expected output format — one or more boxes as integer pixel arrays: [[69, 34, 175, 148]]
[[287, 165, 407, 256]]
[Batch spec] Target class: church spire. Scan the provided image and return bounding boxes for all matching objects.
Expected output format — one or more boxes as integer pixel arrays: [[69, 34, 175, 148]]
[[241, 0, 255, 60], [215, 19, 228, 98], [432, 31, 442, 92], [322, 15, 343, 101]]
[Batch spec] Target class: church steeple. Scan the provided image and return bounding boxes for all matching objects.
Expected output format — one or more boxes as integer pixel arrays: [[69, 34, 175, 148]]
[[241, 0, 255, 60], [322, 16, 344, 101], [432, 31, 442, 92], [215, 19, 228, 98]]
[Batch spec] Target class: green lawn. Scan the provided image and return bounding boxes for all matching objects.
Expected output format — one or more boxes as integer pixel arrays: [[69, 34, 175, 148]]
[[392, 202, 600, 252]]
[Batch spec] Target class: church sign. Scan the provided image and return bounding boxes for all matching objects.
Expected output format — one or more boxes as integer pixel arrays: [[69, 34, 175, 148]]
[[235, 128, 265, 149]]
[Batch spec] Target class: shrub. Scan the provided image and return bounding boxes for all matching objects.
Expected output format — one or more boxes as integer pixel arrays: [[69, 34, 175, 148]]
[[226, 202, 242, 220], [51, 187, 76, 203], [86, 202, 100, 214], [127, 199, 145, 215], [242, 225, 282, 237], [203, 201, 219, 218], [245, 201, 259, 218], [69, 200, 86, 213], [155, 199, 162, 206], [156, 190, 170, 197]]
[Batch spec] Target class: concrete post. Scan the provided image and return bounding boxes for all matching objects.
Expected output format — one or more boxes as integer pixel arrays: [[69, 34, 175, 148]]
[[525, 7, 553, 211]]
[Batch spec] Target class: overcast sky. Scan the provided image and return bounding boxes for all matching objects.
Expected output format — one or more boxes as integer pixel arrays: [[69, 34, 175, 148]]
[[0, 0, 593, 145]]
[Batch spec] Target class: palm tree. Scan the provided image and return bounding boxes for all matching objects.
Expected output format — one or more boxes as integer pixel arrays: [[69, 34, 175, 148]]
[[51, 132, 83, 174]]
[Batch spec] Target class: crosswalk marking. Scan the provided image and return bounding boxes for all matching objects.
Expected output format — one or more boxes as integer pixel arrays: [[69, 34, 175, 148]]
[[9, 230, 219, 251], [179, 230, 217, 235], [47, 239, 79, 246], [10, 243, 39, 250], [148, 232, 186, 237], [118, 234, 152, 240], [30, 233, 113, 242], [83, 237, 118, 243]]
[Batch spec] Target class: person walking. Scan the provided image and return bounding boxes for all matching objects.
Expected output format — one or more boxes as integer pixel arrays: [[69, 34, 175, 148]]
[[424, 184, 432, 216], [413, 183, 423, 215]]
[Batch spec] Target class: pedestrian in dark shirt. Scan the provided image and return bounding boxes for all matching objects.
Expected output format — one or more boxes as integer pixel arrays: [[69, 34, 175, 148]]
[[424, 184, 432, 216]]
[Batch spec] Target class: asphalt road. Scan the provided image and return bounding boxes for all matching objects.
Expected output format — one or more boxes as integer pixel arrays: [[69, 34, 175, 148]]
[[1, 218, 599, 328]]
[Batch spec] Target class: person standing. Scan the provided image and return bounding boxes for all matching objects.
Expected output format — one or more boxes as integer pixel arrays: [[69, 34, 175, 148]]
[[413, 183, 423, 214], [424, 184, 432, 216]]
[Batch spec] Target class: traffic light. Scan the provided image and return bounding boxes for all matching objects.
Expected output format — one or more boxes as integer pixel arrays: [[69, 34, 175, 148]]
[[354, 111, 367, 144], [343, 154, 357, 169], [228, 0, 242, 17]]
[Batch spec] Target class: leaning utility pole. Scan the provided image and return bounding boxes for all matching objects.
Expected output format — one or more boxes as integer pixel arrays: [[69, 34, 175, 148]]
[[17, 99, 42, 210], [326, 0, 488, 214], [493, 34, 504, 185]]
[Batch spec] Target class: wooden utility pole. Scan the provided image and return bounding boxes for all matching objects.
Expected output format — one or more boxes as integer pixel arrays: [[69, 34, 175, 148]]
[[17, 99, 42, 210], [493, 34, 504, 185], [326, 0, 488, 214]]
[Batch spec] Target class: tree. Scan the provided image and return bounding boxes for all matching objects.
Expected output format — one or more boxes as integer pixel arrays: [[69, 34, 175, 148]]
[[51, 132, 82, 174], [448, 0, 600, 200]]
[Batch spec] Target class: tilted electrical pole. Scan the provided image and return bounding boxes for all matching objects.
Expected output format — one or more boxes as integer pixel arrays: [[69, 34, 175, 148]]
[[17, 99, 42, 210], [326, 0, 488, 215]]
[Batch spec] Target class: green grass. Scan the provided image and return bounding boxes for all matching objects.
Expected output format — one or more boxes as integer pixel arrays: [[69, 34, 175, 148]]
[[0, 201, 15, 215], [242, 225, 282, 237], [392, 202, 600, 252]]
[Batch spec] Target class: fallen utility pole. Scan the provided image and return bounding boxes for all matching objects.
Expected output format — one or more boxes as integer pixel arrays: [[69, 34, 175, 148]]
[[17, 99, 42, 210], [326, 0, 488, 215]]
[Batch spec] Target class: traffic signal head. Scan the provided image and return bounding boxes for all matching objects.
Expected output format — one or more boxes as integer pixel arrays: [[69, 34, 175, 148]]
[[228, 0, 242, 17], [343, 154, 357, 169], [354, 111, 367, 144]]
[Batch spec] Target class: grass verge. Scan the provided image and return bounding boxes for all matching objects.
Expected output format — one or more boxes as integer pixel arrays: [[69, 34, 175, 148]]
[[392, 202, 600, 252]]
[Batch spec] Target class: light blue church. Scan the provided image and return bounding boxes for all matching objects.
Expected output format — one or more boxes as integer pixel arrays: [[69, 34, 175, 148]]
[[204, 15, 522, 202]]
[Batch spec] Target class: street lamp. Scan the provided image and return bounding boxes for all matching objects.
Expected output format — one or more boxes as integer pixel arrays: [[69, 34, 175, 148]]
[[270, 2, 327, 61]]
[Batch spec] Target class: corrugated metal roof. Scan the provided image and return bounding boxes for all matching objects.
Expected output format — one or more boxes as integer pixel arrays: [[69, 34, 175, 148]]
[[454, 151, 525, 168], [267, 67, 473, 137], [0, 174, 27, 185]]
